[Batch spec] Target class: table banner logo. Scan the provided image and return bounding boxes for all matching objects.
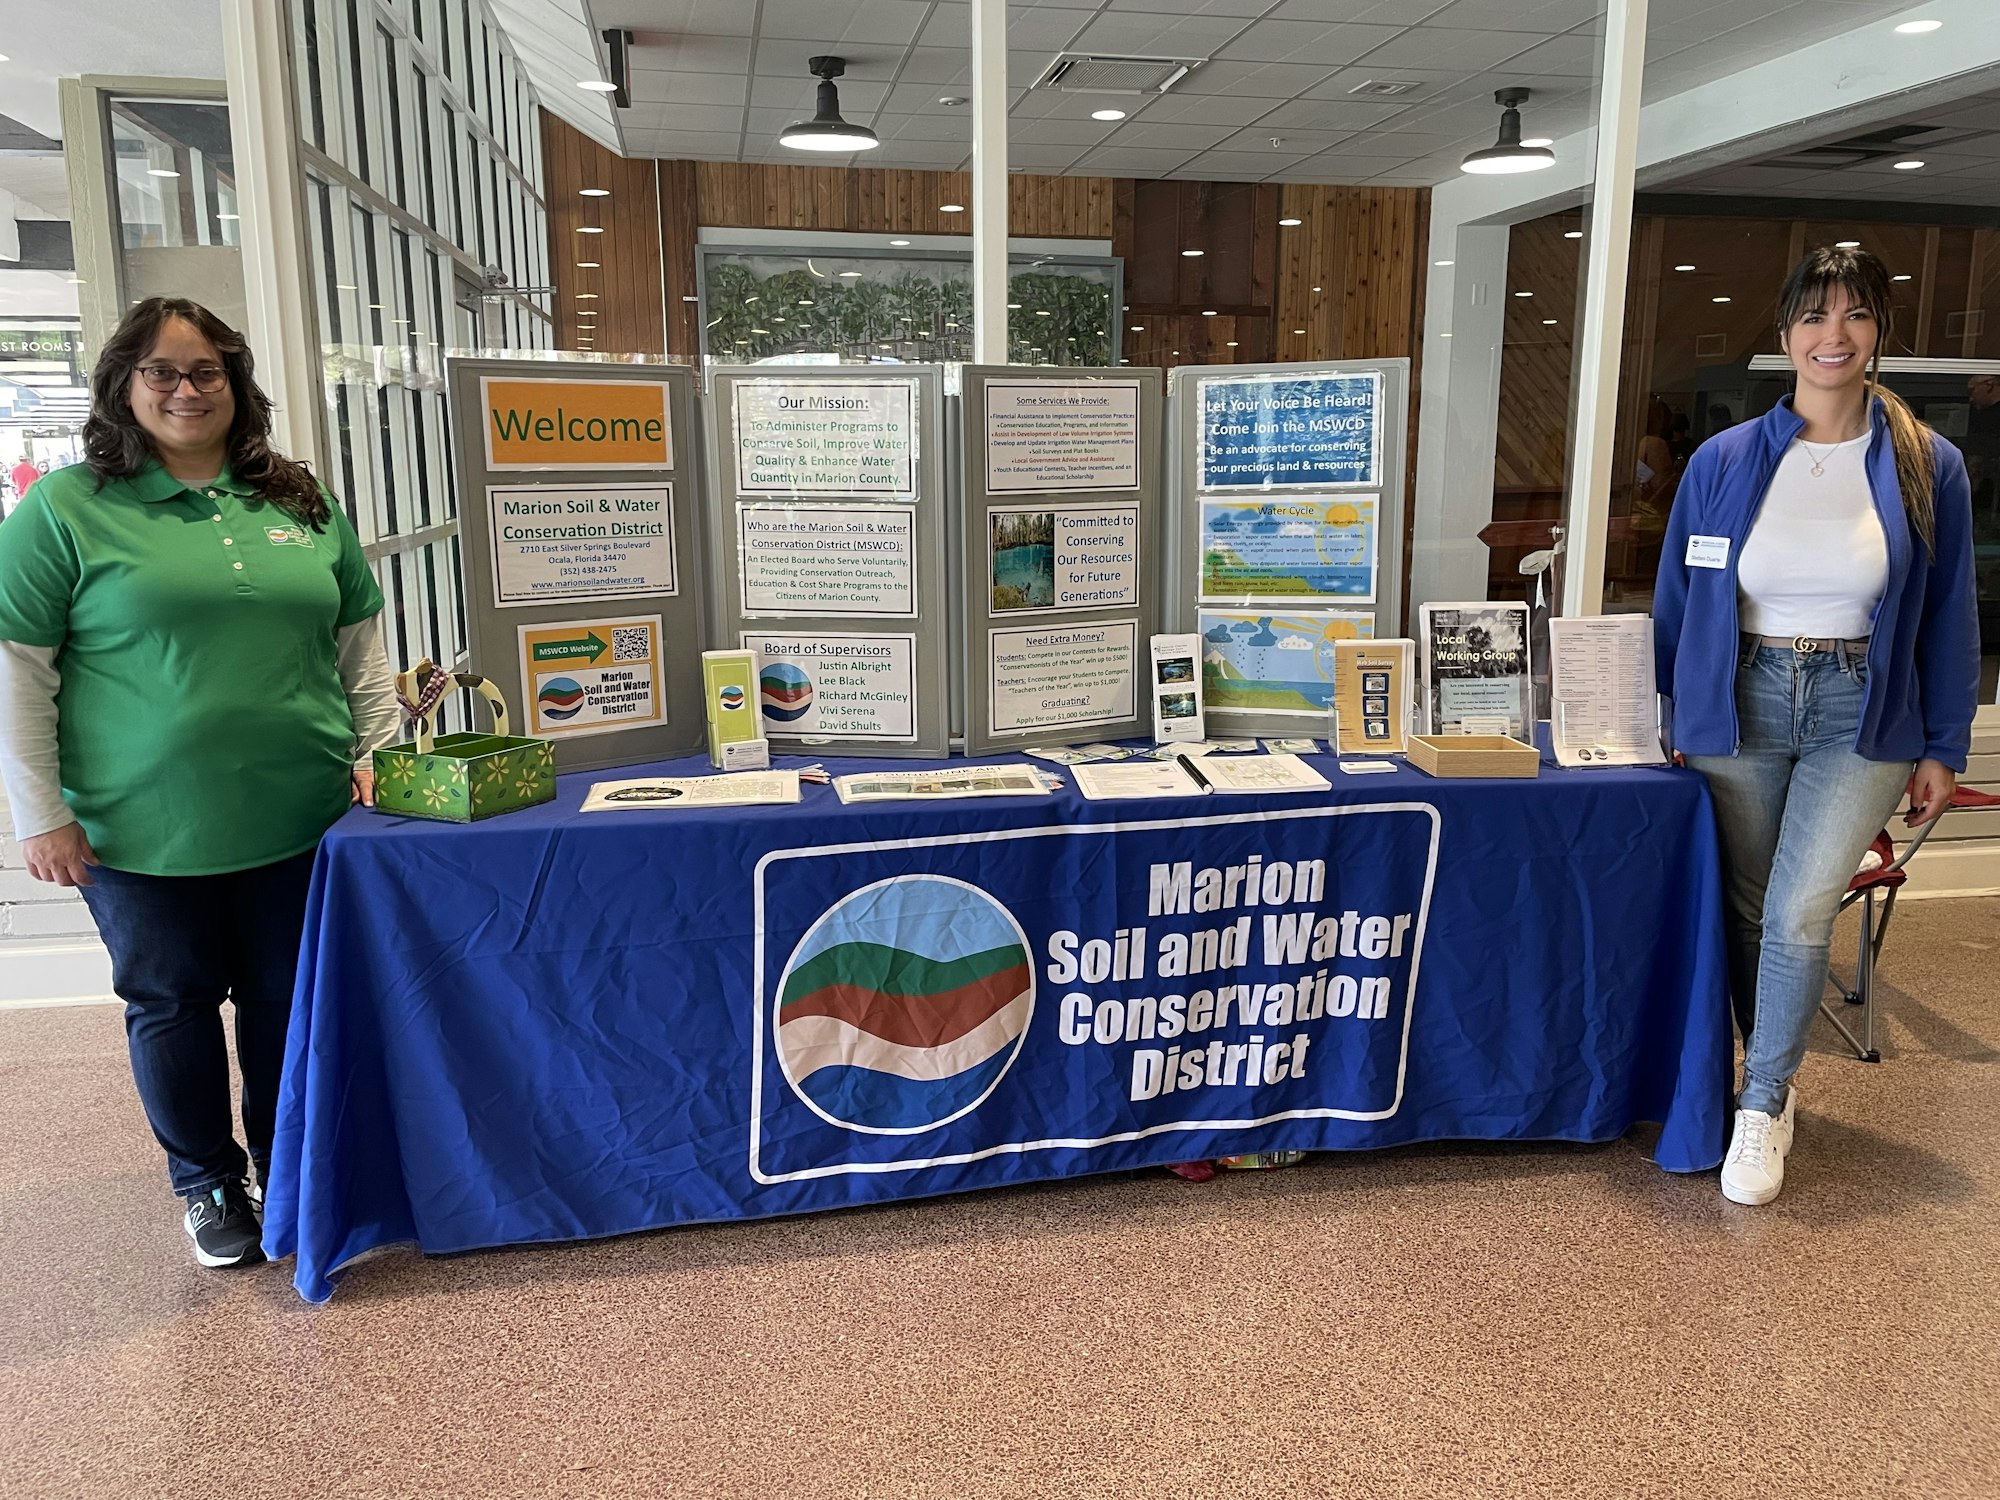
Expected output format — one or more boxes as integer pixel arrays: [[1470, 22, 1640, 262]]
[[751, 804, 1439, 1184]]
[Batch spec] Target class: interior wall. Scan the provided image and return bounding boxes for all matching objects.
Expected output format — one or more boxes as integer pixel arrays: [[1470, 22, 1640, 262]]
[[541, 111, 665, 356], [540, 112, 1430, 381]]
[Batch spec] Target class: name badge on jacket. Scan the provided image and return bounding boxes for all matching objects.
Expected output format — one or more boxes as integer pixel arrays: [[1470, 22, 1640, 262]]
[[1685, 535, 1730, 569]]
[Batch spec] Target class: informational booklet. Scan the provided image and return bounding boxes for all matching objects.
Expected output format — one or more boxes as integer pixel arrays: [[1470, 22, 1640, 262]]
[[1072, 760, 1210, 800], [1549, 614, 1667, 767], [1150, 633, 1206, 744], [1417, 602, 1532, 739], [581, 771, 801, 810], [834, 766, 1052, 803], [1332, 638, 1416, 755], [1203, 738, 1262, 754], [1261, 738, 1321, 754], [1188, 752, 1332, 795], [1025, 745, 1110, 765]]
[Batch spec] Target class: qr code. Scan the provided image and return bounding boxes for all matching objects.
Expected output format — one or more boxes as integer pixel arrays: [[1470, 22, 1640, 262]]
[[611, 626, 651, 662]]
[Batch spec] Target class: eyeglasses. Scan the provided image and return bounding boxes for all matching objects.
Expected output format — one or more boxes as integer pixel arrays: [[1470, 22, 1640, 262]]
[[136, 363, 228, 394]]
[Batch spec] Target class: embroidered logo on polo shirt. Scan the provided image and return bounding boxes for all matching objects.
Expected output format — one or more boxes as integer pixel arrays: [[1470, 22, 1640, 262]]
[[265, 524, 315, 548]]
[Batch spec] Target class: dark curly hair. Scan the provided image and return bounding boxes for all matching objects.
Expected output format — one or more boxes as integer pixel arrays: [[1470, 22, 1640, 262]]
[[84, 296, 329, 527]]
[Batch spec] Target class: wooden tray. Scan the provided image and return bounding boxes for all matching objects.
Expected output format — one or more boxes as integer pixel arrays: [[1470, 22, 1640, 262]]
[[1406, 734, 1540, 779]]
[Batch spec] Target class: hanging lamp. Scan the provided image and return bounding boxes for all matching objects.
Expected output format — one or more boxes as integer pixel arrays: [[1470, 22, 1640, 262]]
[[1461, 88, 1556, 175], [779, 57, 880, 153]]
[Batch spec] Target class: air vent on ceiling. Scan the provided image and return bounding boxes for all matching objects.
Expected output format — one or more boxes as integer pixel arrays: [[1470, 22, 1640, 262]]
[[1761, 123, 1985, 172], [1033, 54, 1204, 95], [1348, 79, 1422, 97], [1695, 333, 1728, 360]]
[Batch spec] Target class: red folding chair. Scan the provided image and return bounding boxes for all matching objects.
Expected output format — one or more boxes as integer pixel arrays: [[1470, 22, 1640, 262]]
[[1822, 785, 2000, 1061]]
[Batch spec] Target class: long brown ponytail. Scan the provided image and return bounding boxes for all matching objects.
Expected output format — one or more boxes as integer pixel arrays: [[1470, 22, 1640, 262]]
[[1775, 246, 1936, 558]]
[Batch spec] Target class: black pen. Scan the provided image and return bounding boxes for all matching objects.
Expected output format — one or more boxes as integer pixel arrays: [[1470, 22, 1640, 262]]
[[1175, 753, 1214, 793]]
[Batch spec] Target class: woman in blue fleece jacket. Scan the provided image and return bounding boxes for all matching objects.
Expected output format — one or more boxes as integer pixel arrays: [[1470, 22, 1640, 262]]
[[1655, 245, 1979, 1207]]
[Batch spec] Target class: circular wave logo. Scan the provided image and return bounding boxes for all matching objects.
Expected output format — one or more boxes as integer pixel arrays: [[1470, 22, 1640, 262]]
[[759, 662, 814, 723], [718, 684, 746, 712], [776, 876, 1034, 1134], [537, 677, 585, 721]]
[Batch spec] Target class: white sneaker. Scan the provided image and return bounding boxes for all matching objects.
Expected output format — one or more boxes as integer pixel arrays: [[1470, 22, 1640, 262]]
[[1721, 1089, 1795, 1206]]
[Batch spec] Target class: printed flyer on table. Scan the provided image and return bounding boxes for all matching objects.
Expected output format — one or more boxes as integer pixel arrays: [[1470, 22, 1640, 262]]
[[732, 379, 918, 497], [743, 632, 919, 741]]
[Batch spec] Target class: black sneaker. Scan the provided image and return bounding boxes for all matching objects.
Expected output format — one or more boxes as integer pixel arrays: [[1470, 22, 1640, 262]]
[[182, 1181, 265, 1269]]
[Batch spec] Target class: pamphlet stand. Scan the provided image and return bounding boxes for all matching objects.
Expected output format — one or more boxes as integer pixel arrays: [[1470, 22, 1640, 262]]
[[1164, 357, 1412, 744], [703, 363, 952, 759], [448, 356, 708, 773], [953, 365, 1165, 756]]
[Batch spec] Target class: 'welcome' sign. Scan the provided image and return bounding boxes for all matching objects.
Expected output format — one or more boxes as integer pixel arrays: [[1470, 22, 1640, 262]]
[[481, 377, 673, 471]]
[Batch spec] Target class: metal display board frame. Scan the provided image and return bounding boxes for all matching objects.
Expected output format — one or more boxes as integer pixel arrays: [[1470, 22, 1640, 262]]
[[1165, 357, 1411, 743], [704, 363, 950, 759], [955, 364, 1164, 757], [448, 357, 708, 774]]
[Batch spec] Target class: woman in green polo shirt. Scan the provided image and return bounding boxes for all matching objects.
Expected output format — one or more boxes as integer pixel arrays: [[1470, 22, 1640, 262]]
[[0, 297, 400, 1270]]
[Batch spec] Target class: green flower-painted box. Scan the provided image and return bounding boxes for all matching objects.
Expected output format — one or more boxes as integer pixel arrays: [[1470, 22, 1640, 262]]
[[373, 669, 556, 823]]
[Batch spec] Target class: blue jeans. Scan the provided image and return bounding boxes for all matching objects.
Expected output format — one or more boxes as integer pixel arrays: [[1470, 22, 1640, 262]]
[[80, 850, 317, 1197], [1687, 645, 1912, 1115]]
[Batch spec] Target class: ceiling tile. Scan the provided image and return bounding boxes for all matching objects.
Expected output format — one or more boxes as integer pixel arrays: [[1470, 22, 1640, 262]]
[[1010, 115, 1120, 145], [1352, 27, 1552, 70], [625, 34, 754, 73], [1267, 0, 1458, 20], [1214, 21, 1405, 66], [1176, 148, 1321, 175], [600, 1, 752, 34], [1421, 0, 1605, 30], [1133, 93, 1285, 127], [882, 112, 974, 143], [617, 100, 744, 132], [1495, 33, 1603, 77], [1104, 0, 1273, 15], [1114, 121, 1241, 149], [620, 131, 746, 160], [748, 75, 890, 111], [1069, 146, 1207, 173], [1253, 96, 1416, 130], [1215, 126, 1356, 154], [1177, 61, 1340, 97], [755, 0, 934, 45], [1070, 11, 1253, 56], [626, 70, 749, 108]]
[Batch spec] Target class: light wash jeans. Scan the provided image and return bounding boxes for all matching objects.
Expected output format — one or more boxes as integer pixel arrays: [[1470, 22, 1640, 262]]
[[1686, 643, 1913, 1115]]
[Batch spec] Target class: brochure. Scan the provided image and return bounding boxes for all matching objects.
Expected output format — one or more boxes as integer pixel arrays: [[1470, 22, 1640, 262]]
[[1549, 615, 1667, 767], [1185, 753, 1332, 795], [1417, 602, 1532, 739], [834, 766, 1052, 803], [1072, 761, 1210, 800], [1332, 638, 1416, 755], [1150, 633, 1206, 743], [581, 771, 801, 810], [1261, 738, 1322, 754]]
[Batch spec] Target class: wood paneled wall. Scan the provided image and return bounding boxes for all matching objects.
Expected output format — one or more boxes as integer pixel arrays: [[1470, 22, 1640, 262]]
[[542, 113, 666, 356], [538, 115, 1429, 386]]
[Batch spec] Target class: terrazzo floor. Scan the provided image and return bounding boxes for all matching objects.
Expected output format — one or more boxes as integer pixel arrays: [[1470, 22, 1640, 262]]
[[3, 898, 1997, 1500]]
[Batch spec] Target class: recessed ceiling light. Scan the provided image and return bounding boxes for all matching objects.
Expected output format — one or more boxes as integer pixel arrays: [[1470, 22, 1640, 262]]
[[889, 238, 910, 246], [580, 188, 609, 197], [682, 294, 699, 301], [1674, 264, 1696, 271], [1434, 259, 1453, 266], [939, 203, 964, 213], [1542, 318, 1557, 325], [1091, 108, 1126, 122], [1226, 340, 1238, 347], [1514, 290, 1533, 298], [1894, 19, 1941, 33], [1564, 230, 1582, 239], [147, 168, 181, 178], [1893, 160, 1924, 170], [1130, 325, 1144, 332], [1006, 302, 1022, 309], [578, 79, 619, 92], [838, 270, 863, 278], [1836, 239, 1860, 248], [1278, 217, 1302, 226], [577, 226, 604, 234], [797, 299, 814, 306], [1182, 249, 1203, 257], [576, 293, 598, 300], [1201, 309, 1217, 317], [1312, 286, 1321, 293], [751, 327, 770, 334], [1035, 309, 1051, 316], [1712, 296, 1731, 303], [1892, 273, 1913, 281], [1293, 328, 1305, 334]]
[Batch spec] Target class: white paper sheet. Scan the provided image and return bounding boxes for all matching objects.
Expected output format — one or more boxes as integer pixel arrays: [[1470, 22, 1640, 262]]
[[1548, 615, 1667, 767]]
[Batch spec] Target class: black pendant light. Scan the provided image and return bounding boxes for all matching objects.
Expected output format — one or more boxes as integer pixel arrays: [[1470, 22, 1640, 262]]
[[1461, 88, 1556, 175], [779, 56, 880, 153]]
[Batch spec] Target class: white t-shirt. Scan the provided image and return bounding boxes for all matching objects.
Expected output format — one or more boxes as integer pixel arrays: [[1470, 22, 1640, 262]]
[[1736, 431, 1887, 639]]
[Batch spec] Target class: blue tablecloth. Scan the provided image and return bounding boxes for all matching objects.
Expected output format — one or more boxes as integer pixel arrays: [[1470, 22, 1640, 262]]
[[264, 748, 1733, 1302]]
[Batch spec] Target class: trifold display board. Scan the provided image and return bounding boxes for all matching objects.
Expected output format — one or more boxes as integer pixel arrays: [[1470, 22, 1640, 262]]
[[703, 364, 950, 758], [1165, 358, 1410, 743], [448, 357, 706, 773], [956, 366, 1164, 756]]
